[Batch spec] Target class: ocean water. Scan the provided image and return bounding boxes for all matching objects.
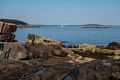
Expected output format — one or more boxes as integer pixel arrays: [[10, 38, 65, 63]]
[[15, 25, 120, 46]]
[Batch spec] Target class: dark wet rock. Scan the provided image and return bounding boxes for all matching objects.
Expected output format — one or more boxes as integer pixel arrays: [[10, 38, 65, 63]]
[[107, 42, 120, 50], [64, 75, 73, 80], [35, 68, 44, 76]]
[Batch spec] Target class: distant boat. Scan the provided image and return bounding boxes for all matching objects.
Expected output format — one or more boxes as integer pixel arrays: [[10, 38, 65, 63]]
[[61, 25, 64, 28]]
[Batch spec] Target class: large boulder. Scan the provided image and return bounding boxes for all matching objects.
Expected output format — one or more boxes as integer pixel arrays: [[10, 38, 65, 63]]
[[0, 22, 17, 33], [0, 21, 17, 42]]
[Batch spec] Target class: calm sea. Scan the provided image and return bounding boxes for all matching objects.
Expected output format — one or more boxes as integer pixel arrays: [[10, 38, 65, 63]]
[[15, 25, 120, 46]]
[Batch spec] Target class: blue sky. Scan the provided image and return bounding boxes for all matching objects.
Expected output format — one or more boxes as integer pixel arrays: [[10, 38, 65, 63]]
[[0, 0, 120, 25]]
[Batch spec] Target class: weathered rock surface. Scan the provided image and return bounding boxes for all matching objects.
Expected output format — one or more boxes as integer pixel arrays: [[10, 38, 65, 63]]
[[0, 42, 96, 80], [0, 42, 119, 80], [27, 33, 64, 47], [0, 42, 28, 60], [67, 43, 120, 59], [0, 21, 17, 42], [0, 60, 39, 80], [0, 42, 68, 60], [1, 59, 119, 80], [0, 32, 120, 80], [0, 22, 17, 33], [68, 60, 120, 80]]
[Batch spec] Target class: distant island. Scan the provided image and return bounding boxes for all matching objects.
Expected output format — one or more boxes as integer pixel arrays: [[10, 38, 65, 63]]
[[0, 19, 40, 28], [0, 19, 118, 28], [80, 24, 112, 28]]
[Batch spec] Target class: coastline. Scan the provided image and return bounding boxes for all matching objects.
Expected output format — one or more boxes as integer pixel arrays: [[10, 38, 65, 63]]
[[17, 24, 40, 28], [0, 34, 120, 79], [0, 22, 120, 80]]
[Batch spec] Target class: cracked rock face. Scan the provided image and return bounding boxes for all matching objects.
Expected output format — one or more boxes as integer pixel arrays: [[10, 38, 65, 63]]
[[1, 59, 120, 80], [0, 42, 68, 60], [0, 22, 120, 80], [0, 22, 17, 42], [0, 60, 38, 80]]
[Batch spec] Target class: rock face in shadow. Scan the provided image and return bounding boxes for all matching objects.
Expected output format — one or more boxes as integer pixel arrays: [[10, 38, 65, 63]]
[[0, 60, 39, 80], [0, 21, 17, 42], [107, 42, 120, 50]]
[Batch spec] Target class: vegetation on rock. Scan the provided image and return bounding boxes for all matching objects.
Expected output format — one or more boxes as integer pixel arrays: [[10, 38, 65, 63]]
[[0, 19, 27, 25]]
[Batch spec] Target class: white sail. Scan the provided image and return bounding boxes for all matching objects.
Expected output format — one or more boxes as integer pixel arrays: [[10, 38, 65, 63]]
[[61, 25, 63, 28]]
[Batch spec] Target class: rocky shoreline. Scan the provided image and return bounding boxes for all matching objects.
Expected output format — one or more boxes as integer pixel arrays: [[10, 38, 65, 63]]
[[0, 22, 120, 80]]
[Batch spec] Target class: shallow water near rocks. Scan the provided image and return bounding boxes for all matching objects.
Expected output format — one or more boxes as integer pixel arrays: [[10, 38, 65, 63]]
[[35, 69, 44, 76], [102, 62, 112, 66], [101, 59, 120, 66], [64, 75, 73, 80]]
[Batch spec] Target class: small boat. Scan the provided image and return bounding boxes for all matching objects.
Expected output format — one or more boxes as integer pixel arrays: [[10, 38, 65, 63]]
[[61, 25, 64, 28]]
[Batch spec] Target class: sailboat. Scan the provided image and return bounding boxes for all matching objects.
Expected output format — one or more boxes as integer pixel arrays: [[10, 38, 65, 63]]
[[61, 25, 64, 28]]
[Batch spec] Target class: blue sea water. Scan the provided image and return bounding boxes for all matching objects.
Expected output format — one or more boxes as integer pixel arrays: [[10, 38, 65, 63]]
[[15, 25, 120, 46]]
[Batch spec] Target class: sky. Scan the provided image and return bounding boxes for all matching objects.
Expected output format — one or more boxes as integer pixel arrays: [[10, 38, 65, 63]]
[[0, 0, 120, 25]]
